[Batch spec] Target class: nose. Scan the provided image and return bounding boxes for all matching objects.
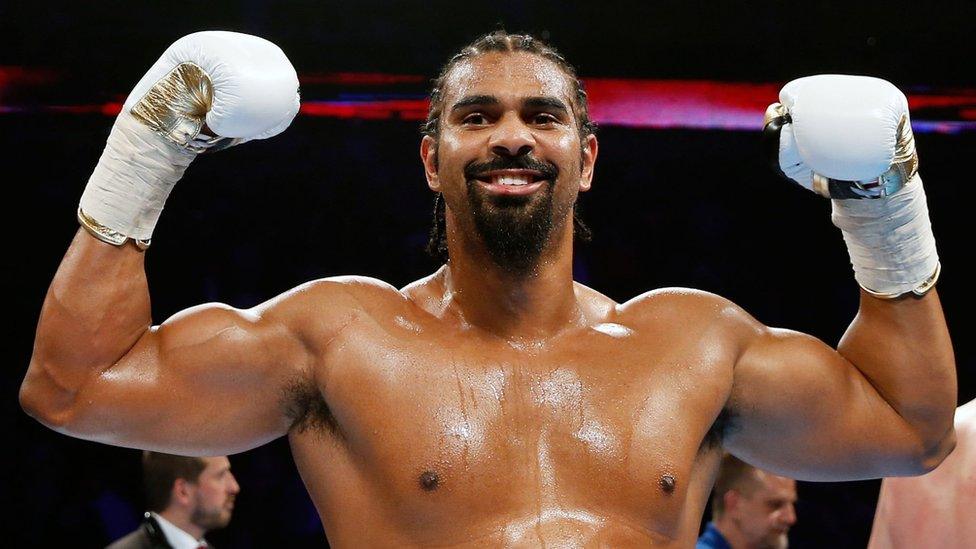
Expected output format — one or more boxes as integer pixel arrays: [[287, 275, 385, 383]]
[[228, 473, 241, 495], [780, 503, 797, 526], [488, 113, 535, 158]]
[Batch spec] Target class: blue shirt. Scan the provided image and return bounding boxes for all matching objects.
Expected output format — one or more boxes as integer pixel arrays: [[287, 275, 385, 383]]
[[696, 522, 733, 549]]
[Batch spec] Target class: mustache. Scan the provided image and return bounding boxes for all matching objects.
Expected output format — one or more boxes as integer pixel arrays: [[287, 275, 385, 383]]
[[464, 155, 558, 181]]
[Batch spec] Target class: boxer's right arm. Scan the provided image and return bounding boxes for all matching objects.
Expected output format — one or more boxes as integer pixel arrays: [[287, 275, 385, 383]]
[[18, 31, 339, 456], [22, 233, 360, 455]]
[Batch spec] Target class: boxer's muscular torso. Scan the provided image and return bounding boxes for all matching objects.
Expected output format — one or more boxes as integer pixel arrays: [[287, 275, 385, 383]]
[[24, 230, 955, 547], [283, 268, 742, 547]]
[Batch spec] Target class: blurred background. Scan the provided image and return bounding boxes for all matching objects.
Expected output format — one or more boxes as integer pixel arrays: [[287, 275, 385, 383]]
[[4, 1, 973, 547]]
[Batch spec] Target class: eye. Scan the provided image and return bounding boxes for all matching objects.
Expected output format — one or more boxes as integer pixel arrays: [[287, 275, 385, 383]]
[[532, 113, 559, 125], [462, 113, 488, 125]]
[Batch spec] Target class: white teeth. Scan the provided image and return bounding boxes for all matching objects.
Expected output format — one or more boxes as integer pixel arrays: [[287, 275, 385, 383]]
[[490, 174, 534, 186]]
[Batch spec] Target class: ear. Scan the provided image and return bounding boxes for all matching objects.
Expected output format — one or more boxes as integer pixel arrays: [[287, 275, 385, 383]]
[[421, 135, 440, 191], [579, 134, 598, 192], [172, 478, 195, 507], [723, 490, 742, 516]]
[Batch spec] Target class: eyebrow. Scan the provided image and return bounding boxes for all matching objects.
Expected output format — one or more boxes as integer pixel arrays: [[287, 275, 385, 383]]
[[449, 95, 570, 115], [523, 96, 570, 114], [451, 95, 499, 111]]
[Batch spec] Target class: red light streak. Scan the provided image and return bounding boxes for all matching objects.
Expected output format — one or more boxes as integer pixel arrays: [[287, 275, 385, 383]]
[[2, 69, 975, 132]]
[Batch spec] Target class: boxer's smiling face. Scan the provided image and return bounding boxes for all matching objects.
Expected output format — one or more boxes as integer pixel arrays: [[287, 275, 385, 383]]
[[422, 52, 597, 274]]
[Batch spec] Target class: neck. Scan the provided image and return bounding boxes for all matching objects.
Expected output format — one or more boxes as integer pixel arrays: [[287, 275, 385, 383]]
[[439, 218, 581, 340], [158, 508, 205, 541]]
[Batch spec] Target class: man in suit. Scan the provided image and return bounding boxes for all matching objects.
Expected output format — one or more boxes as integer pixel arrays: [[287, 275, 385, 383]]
[[107, 452, 239, 549]]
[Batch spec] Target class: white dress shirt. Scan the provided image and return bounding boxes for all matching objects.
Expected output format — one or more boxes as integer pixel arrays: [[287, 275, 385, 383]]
[[150, 512, 208, 549]]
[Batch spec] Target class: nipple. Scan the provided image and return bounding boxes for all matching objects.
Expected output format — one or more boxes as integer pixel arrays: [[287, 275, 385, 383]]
[[419, 470, 440, 491], [660, 474, 676, 494]]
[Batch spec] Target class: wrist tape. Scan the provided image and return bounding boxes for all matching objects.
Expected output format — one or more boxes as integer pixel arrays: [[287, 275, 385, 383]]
[[79, 112, 196, 243], [831, 174, 940, 297]]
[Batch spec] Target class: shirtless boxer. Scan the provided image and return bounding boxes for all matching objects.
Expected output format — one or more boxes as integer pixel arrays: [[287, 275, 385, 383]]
[[868, 397, 975, 549], [20, 30, 957, 547]]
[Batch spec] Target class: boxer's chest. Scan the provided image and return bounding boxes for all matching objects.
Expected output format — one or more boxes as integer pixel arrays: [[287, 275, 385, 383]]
[[311, 315, 732, 525]]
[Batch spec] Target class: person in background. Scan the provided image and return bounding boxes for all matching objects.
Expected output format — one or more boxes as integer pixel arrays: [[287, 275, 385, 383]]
[[107, 452, 239, 549], [698, 454, 797, 549], [868, 397, 976, 549]]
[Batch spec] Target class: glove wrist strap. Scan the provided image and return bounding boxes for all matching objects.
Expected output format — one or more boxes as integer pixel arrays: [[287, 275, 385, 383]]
[[78, 207, 152, 250], [859, 261, 941, 300]]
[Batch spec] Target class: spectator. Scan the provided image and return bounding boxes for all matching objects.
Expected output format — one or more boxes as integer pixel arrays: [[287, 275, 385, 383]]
[[106, 452, 239, 549], [698, 455, 797, 549]]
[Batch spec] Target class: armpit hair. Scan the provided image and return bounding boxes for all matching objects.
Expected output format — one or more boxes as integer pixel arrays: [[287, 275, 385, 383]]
[[281, 374, 343, 440], [702, 406, 739, 450]]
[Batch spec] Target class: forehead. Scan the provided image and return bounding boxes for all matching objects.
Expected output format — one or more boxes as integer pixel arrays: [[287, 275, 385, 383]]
[[758, 475, 796, 498], [201, 456, 230, 473], [442, 51, 575, 106]]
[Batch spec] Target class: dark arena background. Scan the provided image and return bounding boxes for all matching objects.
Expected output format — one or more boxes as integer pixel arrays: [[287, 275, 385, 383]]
[[4, 2, 974, 547]]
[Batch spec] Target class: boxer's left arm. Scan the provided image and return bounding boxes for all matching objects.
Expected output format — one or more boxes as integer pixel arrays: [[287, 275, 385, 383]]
[[721, 75, 957, 480], [721, 290, 955, 480]]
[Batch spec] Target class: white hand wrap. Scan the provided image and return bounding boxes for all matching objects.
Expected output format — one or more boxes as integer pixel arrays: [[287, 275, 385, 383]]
[[832, 175, 939, 297], [78, 31, 300, 245], [80, 114, 196, 243], [767, 75, 940, 298]]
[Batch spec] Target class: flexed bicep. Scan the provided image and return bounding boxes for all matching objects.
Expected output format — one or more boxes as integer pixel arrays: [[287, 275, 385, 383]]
[[724, 326, 939, 481], [20, 31, 308, 455], [55, 298, 314, 455], [725, 74, 958, 481]]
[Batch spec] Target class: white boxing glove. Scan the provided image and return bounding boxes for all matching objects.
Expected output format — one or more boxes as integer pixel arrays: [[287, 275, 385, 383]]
[[78, 31, 300, 247], [764, 74, 940, 298]]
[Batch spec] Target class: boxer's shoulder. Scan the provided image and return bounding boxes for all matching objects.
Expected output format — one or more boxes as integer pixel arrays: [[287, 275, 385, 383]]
[[256, 275, 411, 343], [614, 287, 761, 336], [281, 275, 406, 309], [618, 286, 734, 310]]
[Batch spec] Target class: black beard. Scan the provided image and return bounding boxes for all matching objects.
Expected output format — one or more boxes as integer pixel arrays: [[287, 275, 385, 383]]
[[464, 156, 561, 276], [467, 183, 553, 275]]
